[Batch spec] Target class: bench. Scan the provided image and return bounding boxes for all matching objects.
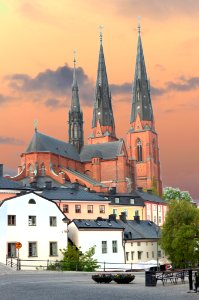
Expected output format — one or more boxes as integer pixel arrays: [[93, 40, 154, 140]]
[[156, 271, 186, 285]]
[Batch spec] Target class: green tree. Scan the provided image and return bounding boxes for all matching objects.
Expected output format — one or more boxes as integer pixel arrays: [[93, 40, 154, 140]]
[[60, 244, 99, 271], [163, 187, 192, 202], [160, 199, 199, 268]]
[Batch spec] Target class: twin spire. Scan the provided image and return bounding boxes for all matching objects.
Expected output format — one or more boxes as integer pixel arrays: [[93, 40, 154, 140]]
[[69, 21, 154, 150]]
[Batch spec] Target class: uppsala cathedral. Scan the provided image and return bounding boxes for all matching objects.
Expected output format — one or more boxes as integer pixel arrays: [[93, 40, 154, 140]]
[[8, 26, 162, 195]]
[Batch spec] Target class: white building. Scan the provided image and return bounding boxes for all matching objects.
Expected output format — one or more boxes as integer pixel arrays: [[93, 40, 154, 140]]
[[68, 219, 125, 269], [0, 192, 68, 269]]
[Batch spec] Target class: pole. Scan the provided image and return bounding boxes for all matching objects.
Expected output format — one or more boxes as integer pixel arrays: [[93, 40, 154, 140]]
[[157, 203, 159, 272]]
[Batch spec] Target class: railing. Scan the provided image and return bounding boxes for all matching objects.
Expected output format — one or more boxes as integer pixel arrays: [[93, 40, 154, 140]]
[[6, 256, 20, 270]]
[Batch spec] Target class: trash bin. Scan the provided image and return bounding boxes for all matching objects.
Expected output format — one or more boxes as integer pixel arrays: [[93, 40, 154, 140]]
[[145, 271, 157, 286]]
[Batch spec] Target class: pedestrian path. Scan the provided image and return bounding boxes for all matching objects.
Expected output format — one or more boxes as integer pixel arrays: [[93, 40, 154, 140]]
[[0, 262, 16, 274]]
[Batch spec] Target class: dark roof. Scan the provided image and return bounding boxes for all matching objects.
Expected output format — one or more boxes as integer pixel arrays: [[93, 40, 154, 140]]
[[19, 176, 72, 189], [102, 193, 145, 207], [135, 190, 166, 204], [72, 219, 124, 229], [0, 177, 25, 190], [119, 220, 160, 240], [80, 139, 124, 162], [40, 187, 108, 201], [25, 131, 80, 161]]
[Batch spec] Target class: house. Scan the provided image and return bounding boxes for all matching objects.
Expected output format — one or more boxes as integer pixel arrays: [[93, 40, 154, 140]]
[[117, 214, 164, 264], [0, 192, 69, 269], [103, 187, 167, 226], [68, 218, 125, 269], [39, 182, 110, 220]]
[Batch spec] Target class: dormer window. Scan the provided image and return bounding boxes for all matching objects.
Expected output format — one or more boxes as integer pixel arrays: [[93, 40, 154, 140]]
[[28, 199, 36, 204], [115, 198, 119, 204]]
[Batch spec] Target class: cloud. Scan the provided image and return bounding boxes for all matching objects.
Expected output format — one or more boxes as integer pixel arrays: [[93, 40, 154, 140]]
[[44, 98, 65, 109], [166, 77, 199, 92], [0, 94, 11, 105], [110, 0, 199, 19], [0, 136, 24, 145], [110, 83, 132, 95]]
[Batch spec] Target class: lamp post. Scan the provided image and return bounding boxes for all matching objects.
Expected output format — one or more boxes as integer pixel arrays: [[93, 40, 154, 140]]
[[156, 226, 160, 271]]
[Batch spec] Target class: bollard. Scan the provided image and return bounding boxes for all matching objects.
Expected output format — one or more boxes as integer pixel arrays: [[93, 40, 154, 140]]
[[188, 269, 193, 291]]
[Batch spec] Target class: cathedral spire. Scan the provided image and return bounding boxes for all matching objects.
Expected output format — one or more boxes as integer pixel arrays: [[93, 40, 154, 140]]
[[68, 50, 84, 152], [90, 26, 116, 142], [130, 21, 154, 125]]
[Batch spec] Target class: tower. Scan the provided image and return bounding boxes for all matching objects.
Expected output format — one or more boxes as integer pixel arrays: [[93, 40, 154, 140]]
[[68, 51, 84, 152], [89, 27, 117, 144], [127, 22, 162, 195]]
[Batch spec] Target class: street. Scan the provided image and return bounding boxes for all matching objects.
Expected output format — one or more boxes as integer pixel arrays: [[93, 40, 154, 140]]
[[0, 271, 197, 300]]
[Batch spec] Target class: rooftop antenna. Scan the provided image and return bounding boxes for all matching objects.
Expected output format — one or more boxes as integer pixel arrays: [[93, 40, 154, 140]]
[[138, 16, 141, 35], [99, 24, 104, 45]]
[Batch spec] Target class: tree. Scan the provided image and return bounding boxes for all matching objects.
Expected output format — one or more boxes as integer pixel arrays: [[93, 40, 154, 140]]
[[163, 187, 192, 202], [60, 244, 99, 271], [160, 199, 199, 268]]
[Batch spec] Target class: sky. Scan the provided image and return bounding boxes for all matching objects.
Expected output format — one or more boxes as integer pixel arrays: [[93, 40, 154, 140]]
[[0, 0, 199, 199]]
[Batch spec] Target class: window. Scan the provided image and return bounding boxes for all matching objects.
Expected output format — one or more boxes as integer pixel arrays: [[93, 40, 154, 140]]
[[131, 242, 133, 246], [87, 205, 93, 213], [28, 216, 36, 226], [40, 163, 46, 176], [28, 199, 36, 204], [137, 139, 142, 162], [158, 205, 162, 212], [123, 209, 128, 216], [99, 205, 105, 214], [138, 251, 142, 260], [153, 205, 157, 211], [153, 216, 157, 223], [75, 205, 81, 213], [146, 252, 149, 258], [63, 205, 69, 213], [28, 242, 37, 257], [8, 215, 16, 226], [7, 243, 16, 258], [126, 252, 129, 261], [115, 198, 119, 204], [152, 139, 157, 164], [113, 208, 118, 215], [137, 242, 141, 246], [28, 164, 33, 177], [112, 241, 118, 253], [158, 250, 161, 258], [158, 216, 162, 224], [50, 242, 58, 256], [152, 251, 154, 258], [131, 251, 134, 260], [102, 241, 107, 254], [135, 210, 139, 216], [50, 216, 57, 227], [130, 199, 134, 205]]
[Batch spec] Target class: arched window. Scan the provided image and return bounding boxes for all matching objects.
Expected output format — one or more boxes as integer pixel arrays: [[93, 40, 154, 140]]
[[28, 165, 33, 177], [152, 139, 156, 164], [137, 139, 142, 162], [40, 163, 46, 176], [28, 199, 36, 204]]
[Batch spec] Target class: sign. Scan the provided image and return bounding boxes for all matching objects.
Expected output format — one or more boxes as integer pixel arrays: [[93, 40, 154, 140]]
[[16, 242, 22, 249]]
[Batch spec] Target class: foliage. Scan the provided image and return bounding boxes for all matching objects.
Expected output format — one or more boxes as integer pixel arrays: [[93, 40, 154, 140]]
[[163, 187, 192, 202], [160, 199, 199, 268], [59, 244, 99, 271]]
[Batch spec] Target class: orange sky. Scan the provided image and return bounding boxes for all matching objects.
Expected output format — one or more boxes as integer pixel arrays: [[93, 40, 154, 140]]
[[0, 0, 199, 199]]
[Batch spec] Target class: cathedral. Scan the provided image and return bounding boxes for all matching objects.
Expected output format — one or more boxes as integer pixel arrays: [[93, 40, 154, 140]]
[[8, 26, 162, 195]]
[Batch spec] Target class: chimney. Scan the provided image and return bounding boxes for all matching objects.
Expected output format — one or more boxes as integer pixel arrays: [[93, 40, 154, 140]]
[[30, 181, 37, 189], [134, 215, 140, 222], [147, 189, 153, 194], [45, 181, 52, 190], [119, 212, 127, 222], [137, 186, 143, 192], [72, 182, 79, 191], [0, 164, 3, 177], [109, 214, 117, 222], [109, 187, 116, 195]]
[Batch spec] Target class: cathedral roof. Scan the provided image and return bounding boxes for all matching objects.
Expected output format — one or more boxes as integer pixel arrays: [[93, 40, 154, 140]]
[[25, 131, 80, 161], [80, 139, 124, 162]]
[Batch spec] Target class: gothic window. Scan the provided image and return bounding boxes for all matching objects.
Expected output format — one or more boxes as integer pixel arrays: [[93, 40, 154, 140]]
[[28, 164, 33, 177], [152, 139, 157, 164], [136, 139, 142, 162], [40, 163, 46, 176]]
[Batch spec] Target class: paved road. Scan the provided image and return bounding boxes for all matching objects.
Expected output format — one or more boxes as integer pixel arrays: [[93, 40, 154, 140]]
[[0, 270, 197, 300]]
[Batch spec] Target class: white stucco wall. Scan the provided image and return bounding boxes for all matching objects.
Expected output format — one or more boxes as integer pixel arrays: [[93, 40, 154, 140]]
[[68, 222, 125, 268], [0, 192, 68, 269]]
